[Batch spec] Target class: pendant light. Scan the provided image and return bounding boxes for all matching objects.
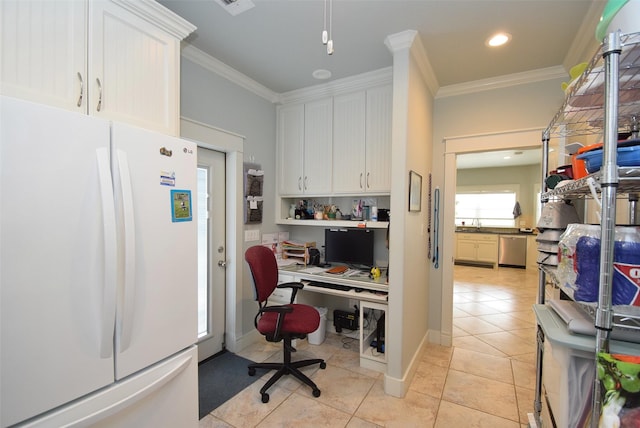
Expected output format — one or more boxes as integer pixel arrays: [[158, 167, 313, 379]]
[[321, 0, 334, 55]]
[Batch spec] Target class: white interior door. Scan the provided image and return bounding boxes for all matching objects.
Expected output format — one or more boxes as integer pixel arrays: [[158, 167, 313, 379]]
[[197, 147, 226, 361]]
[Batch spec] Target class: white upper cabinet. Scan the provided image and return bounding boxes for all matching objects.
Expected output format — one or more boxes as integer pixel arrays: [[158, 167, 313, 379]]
[[278, 103, 305, 195], [364, 85, 392, 193], [278, 98, 333, 196], [303, 98, 333, 194], [0, 1, 87, 111], [333, 91, 366, 193], [0, 0, 195, 136], [332, 85, 392, 194]]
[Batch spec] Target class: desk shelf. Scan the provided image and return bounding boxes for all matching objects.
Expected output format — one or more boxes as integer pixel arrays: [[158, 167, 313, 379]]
[[359, 300, 387, 372]]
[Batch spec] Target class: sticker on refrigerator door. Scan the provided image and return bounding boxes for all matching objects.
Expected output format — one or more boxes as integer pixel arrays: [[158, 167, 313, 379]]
[[171, 190, 192, 222], [160, 171, 176, 187]]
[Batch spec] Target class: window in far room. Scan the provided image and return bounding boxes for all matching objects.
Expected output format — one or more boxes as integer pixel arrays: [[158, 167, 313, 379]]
[[455, 185, 519, 227]]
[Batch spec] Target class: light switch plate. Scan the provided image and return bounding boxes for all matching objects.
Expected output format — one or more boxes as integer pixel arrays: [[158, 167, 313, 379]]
[[245, 229, 260, 242]]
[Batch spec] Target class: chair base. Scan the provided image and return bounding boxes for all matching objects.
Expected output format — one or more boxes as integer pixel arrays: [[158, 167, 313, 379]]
[[248, 338, 326, 403]]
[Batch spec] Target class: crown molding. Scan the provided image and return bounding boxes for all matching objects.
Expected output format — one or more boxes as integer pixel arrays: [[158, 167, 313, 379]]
[[408, 32, 439, 97], [110, 0, 196, 40], [181, 45, 280, 103], [435, 65, 567, 99], [277, 68, 393, 105], [385, 30, 440, 97], [182, 44, 392, 105]]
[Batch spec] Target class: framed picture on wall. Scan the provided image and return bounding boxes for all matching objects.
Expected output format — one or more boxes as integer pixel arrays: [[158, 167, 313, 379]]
[[409, 170, 422, 212]]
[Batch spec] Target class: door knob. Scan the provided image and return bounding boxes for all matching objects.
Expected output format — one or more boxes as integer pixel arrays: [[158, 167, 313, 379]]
[[218, 260, 226, 267]]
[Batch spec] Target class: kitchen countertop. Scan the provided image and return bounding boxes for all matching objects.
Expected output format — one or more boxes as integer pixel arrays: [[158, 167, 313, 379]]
[[455, 228, 536, 236]]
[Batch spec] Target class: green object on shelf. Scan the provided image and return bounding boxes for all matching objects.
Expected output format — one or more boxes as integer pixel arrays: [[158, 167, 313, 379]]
[[596, 0, 630, 42]]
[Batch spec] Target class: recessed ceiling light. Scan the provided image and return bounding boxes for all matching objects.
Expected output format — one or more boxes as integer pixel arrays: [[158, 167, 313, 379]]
[[503, 155, 512, 160], [312, 69, 332, 80], [486, 32, 511, 47]]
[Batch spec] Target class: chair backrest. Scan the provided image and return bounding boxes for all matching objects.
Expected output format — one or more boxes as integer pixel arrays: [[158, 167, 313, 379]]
[[245, 246, 279, 303]]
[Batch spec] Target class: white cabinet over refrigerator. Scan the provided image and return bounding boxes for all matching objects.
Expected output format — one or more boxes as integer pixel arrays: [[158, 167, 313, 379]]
[[0, 96, 198, 427], [0, 0, 195, 136]]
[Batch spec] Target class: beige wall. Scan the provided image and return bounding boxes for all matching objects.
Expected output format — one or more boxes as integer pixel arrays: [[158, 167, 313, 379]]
[[384, 31, 434, 396], [428, 77, 566, 337]]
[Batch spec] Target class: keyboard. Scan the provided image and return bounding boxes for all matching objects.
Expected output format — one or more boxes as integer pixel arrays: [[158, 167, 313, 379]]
[[306, 281, 352, 292]]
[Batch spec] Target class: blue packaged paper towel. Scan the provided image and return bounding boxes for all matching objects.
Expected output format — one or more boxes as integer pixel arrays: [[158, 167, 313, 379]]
[[574, 235, 640, 305]]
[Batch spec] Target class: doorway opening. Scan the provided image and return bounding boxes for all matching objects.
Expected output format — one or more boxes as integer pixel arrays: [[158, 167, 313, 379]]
[[441, 128, 543, 345]]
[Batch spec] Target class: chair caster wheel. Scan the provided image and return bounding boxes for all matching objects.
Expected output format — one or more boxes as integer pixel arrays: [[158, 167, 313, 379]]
[[320, 362, 326, 369], [261, 393, 269, 403], [248, 367, 256, 376], [312, 389, 321, 398]]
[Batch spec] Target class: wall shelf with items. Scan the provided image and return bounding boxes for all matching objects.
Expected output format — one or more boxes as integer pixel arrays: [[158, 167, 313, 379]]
[[277, 195, 390, 228], [277, 218, 389, 229], [534, 30, 640, 427]]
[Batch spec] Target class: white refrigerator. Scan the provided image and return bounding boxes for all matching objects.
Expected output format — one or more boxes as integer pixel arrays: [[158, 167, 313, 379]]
[[0, 96, 198, 427]]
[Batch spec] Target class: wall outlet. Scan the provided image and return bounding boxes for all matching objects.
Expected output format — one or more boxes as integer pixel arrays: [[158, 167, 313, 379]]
[[244, 229, 260, 242]]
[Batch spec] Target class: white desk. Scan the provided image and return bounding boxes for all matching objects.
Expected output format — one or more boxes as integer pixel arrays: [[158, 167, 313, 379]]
[[277, 265, 388, 372]]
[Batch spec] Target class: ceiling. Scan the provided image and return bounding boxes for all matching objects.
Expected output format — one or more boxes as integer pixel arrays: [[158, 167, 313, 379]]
[[457, 148, 541, 170], [158, 0, 604, 168], [159, 0, 602, 94]]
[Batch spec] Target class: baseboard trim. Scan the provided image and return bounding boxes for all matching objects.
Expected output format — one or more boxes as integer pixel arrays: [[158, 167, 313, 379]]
[[227, 329, 261, 353], [383, 333, 429, 398]]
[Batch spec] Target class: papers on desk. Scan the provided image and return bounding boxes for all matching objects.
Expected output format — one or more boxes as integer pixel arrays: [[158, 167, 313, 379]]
[[276, 258, 298, 267], [297, 266, 326, 274]]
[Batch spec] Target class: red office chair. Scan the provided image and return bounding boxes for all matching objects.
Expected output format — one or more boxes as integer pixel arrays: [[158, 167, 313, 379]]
[[245, 245, 326, 403]]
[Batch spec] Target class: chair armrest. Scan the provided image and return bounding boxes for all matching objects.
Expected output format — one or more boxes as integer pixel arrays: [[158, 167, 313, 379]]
[[276, 281, 304, 303], [261, 305, 293, 342], [262, 305, 293, 314]]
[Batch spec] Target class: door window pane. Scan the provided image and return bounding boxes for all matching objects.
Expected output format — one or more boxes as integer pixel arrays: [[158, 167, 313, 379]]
[[197, 167, 209, 338]]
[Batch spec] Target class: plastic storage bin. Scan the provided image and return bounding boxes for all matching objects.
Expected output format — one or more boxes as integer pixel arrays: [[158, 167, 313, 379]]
[[576, 140, 640, 173], [308, 307, 328, 345]]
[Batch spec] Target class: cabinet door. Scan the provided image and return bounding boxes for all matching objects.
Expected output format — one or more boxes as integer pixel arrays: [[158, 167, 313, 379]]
[[278, 103, 305, 195], [303, 98, 332, 194], [333, 91, 366, 193], [89, 1, 180, 135], [476, 240, 498, 265], [365, 85, 392, 193], [456, 239, 477, 261], [0, 0, 86, 112]]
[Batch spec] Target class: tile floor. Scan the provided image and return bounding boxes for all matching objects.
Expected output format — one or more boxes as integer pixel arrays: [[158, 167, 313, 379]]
[[199, 265, 539, 427]]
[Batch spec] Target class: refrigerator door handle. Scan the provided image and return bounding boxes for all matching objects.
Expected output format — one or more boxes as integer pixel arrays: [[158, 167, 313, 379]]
[[96, 148, 117, 358], [116, 149, 137, 352]]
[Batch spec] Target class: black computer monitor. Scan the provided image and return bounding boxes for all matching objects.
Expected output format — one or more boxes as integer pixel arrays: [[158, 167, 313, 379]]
[[324, 228, 374, 268]]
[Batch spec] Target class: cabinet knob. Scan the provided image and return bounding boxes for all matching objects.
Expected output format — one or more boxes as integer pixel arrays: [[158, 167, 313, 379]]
[[360, 173, 363, 189], [298, 177, 302, 191], [367, 172, 370, 188]]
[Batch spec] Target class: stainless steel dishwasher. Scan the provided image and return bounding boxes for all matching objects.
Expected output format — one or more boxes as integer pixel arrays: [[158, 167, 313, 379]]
[[498, 235, 527, 268]]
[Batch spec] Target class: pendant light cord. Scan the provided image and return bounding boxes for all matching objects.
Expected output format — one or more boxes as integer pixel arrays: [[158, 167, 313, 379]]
[[327, 0, 334, 54]]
